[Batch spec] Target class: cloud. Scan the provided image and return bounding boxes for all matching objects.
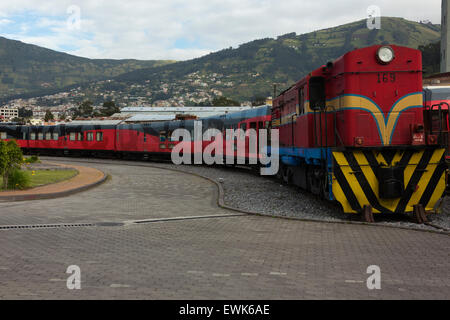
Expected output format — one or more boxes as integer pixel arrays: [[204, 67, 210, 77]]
[[0, 0, 442, 60], [0, 18, 12, 25]]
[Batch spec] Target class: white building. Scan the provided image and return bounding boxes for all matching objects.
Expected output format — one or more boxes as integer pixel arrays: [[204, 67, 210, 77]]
[[29, 118, 44, 125], [0, 106, 19, 120], [32, 107, 46, 119]]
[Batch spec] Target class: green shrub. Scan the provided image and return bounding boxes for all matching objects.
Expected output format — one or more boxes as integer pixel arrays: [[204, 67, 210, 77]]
[[0, 140, 24, 189], [7, 169, 31, 190], [24, 155, 40, 164]]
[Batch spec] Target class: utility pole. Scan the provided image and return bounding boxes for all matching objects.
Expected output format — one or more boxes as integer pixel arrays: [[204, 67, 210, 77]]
[[442, 0, 450, 73]]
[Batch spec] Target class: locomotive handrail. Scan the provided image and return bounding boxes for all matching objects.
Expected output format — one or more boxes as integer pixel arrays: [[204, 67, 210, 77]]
[[324, 104, 343, 147], [439, 102, 450, 149], [313, 110, 318, 148], [429, 102, 450, 147]]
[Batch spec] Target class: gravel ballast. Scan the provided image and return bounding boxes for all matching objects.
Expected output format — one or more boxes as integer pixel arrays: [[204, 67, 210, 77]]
[[151, 163, 450, 233]]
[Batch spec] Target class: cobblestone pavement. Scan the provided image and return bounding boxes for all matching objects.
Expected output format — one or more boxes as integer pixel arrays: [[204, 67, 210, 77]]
[[0, 160, 449, 299], [0, 163, 218, 226], [38, 157, 450, 231]]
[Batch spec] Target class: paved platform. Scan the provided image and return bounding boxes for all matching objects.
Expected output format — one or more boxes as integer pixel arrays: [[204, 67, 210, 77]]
[[0, 160, 448, 300], [0, 162, 106, 202]]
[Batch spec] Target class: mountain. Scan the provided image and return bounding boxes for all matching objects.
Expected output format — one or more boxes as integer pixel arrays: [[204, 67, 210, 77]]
[[0, 36, 174, 99], [112, 17, 440, 102], [0, 17, 441, 106]]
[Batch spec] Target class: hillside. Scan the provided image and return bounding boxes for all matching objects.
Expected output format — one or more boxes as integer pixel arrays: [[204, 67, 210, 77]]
[[0, 36, 174, 99], [1, 17, 441, 106], [112, 17, 441, 102]]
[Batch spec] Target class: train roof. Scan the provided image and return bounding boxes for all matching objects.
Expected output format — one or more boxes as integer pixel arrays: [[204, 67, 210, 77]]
[[423, 86, 450, 91], [201, 105, 271, 121]]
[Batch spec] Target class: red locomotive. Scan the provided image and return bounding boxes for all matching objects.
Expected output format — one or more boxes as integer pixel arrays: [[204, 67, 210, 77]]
[[272, 45, 446, 222]]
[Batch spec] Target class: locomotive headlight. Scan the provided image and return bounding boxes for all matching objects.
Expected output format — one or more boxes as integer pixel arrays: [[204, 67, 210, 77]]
[[377, 46, 395, 64]]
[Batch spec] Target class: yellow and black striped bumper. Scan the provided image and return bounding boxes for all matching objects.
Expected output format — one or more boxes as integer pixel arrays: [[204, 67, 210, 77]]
[[332, 148, 447, 214]]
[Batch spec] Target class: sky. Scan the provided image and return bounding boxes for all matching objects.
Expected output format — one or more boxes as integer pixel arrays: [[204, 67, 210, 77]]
[[0, 0, 442, 61]]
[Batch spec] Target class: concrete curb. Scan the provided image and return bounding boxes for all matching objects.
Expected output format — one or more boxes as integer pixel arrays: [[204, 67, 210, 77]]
[[39, 157, 450, 236], [0, 167, 108, 202]]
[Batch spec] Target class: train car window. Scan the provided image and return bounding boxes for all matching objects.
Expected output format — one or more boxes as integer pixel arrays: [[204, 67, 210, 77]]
[[429, 90, 450, 101], [265, 121, 270, 129], [298, 87, 305, 114], [168, 131, 176, 142], [70, 132, 76, 141], [258, 122, 263, 130], [0, 132, 6, 140], [23, 132, 27, 140], [38, 133, 44, 140], [159, 131, 167, 142], [30, 132, 36, 140], [45, 132, 52, 140], [53, 133, 59, 141], [309, 77, 326, 110], [144, 134, 147, 143], [250, 122, 257, 130], [87, 132, 94, 141], [96, 132, 103, 142], [78, 133, 83, 141], [239, 123, 247, 140]]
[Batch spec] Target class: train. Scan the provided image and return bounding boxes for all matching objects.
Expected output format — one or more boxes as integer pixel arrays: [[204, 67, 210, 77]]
[[0, 45, 448, 223], [273, 45, 447, 222], [0, 106, 272, 163]]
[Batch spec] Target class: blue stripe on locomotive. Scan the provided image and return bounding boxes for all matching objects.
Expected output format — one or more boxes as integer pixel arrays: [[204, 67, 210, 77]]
[[269, 146, 335, 201]]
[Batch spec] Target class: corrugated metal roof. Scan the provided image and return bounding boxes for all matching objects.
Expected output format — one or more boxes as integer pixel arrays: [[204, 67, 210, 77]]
[[121, 106, 255, 112], [68, 120, 124, 125], [124, 115, 176, 122]]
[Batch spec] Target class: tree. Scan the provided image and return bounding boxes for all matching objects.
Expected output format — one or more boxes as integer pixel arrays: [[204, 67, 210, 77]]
[[0, 140, 23, 189], [18, 107, 33, 118], [44, 110, 54, 122], [212, 96, 240, 106], [100, 101, 120, 117], [420, 41, 440, 76], [11, 117, 25, 125], [75, 100, 94, 118], [251, 96, 267, 106]]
